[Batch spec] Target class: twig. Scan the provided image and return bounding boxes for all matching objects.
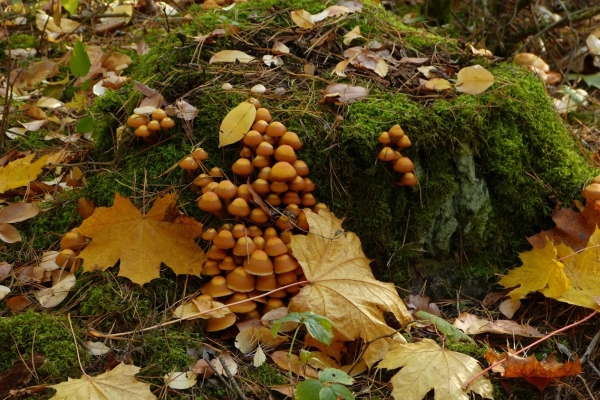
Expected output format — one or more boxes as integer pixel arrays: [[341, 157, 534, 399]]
[[88, 281, 308, 339], [464, 310, 598, 389], [203, 350, 233, 393], [219, 355, 247, 400], [67, 314, 90, 378]]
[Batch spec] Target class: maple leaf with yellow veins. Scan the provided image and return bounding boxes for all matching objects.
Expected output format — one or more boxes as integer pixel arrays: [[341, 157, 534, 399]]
[[378, 339, 494, 400], [50, 362, 156, 400], [289, 210, 412, 367], [77, 193, 206, 285], [0, 153, 49, 194]]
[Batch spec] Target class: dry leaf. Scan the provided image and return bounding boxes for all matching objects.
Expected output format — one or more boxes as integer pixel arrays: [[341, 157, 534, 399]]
[[235, 326, 288, 354], [290, 10, 314, 29], [0, 202, 39, 243], [77, 194, 205, 285], [453, 312, 543, 337], [485, 350, 581, 391], [343, 26, 363, 45], [289, 210, 411, 367], [83, 341, 111, 356], [0, 154, 49, 194], [6, 295, 33, 311], [173, 296, 231, 319], [209, 50, 255, 64], [271, 351, 318, 378], [219, 101, 256, 147], [263, 55, 284, 67], [174, 100, 198, 121], [469, 45, 493, 57], [321, 84, 370, 104], [406, 294, 441, 317], [164, 371, 197, 390], [455, 65, 495, 95], [425, 78, 452, 91], [50, 363, 156, 399], [11, 61, 59, 90], [379, 339, 494, 400], [0, 285, 10, 300], [272, 41, 290, 55], [35, 273, 76, 308]]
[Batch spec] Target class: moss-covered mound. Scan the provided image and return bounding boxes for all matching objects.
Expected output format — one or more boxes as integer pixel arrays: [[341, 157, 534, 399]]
[[86, 0, 594, 299]]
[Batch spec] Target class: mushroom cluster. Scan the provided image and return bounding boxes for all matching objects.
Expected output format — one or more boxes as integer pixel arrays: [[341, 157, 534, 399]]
[[194, 107, 330, 331], [179, 148, 210, 181], [378, 125, 417, 186], [126, 109, 175, 142], [54, 229, 87, 270]]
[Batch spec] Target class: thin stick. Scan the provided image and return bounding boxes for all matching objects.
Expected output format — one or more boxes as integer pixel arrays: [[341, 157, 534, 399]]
[[464, 310, 598, 389], [88, 281, 308, 339], [219, 355, 247, 400], [67, 314, 90, 377]]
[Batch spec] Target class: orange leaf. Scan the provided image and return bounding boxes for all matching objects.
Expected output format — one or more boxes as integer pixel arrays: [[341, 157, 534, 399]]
[[77, 193, 205, 285], [485, 350, 581, 391]]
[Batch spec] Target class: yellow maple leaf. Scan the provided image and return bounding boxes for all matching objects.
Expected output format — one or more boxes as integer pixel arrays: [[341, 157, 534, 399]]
[[0, 154, 49, 194], [378, 338, 494, 400], [77, 193, 205, 285], [289, 210, 412, 367], [49, 362, 156, 400], [500, 228, 600, 312]]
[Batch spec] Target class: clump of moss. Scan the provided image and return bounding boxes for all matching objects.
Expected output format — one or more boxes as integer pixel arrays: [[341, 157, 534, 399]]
[[0, 309, 90, 381]]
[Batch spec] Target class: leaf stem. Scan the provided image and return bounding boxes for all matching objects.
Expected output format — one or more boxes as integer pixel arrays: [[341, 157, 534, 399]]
[[88, 281, 308, 339], [464, 310, 598, 389]]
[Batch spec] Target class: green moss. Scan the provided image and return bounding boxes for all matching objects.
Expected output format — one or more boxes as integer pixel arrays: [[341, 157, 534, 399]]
[[246, 363, 288, 386], [0, 309, 90, 381], [2, 34, 38, 51]]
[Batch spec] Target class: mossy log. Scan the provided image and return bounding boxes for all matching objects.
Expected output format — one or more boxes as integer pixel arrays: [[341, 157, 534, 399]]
[[86, 0, 595, 299]]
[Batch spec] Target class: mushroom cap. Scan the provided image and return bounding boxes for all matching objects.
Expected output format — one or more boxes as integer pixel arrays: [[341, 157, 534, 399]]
[[207, 245, 228, 260], [256, 142, 274, 156], [249, 208, 269, 224], [378, 131, 391, 144], [292, 160, 309, 176], [247, 225, 263, 238], [256, 274, 278, 291], [202, 182, 219, 194], [236, 184, 253, 201], [214, 180, 238, 200], [583, 183, 600, 201], [233, 237, 257, 256], [134, 125, 151, 138], [257, 167, 272, 181], [312, 203, 329, 213], [251, 178, 271, 194], [274, 254, 299, 274], [244, 250, 274, 276], [56, 249, 77, 268], [378, 147, 398, 162], [227, 267, 256, 292], [277, 271, 297, 286], [243, 130, 264, 146], [263, 298, 286, 314], [592, 175, 600, 185], [218, 256, 238, 271], [288, 176, 306, 191], [222, 82, 233, 90], [301, 193, 317, 207], [228, 198, 251, 217], [202, 228, 218, 241], [265, 193, 281, 206], [192, 148, 209, 161], [208, 167, 224, 177], [269, 162, 297, 182], [232, 158, 253, 176], [263, 134, 276, 145], [255, 108, 272, 123], [251, 84, 267, 95], [180, 156, 200, 171], [231, 224, 249, 239], [282, 191, 301, 205], [127, 114, 149, 128], [252, 120, 269, 133], [303, 178, 316, 192], [279, 132, 302, 150], [60, 230, 86, 250], [274, 145, 297, 163], [160, 117, 175, 129], [198, 192, 222, 212], [280, 231, 293, 244], [275, 215, 293, 231], [393, 157, 414, 173], [226, 293, 257, 313], [253, 236, 266, 250], [152, 108, 167, 121], [213, 230, 236, 249], [398, 172, 418, 186], [263, 227, 278, 241], [147, 120, 161, 131], [202, 259, 222, 275], [202, 276, 234, 297], [297, 211, 309, 231], [239, 146, 253, 159], [265, 237, 288, 257], [270, 181, 289, 194], [388, 124, 405, 138], [252, 155, 271, 169], [284, 204, 301, 217], [397, 135, 411, 148], [206, 313, 237, 332], [266, 121, 286, 137], [194, 174, 214, 187]]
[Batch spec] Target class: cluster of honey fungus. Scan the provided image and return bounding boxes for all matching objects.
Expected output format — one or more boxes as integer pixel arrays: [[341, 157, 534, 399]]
[[378, 125, 417, 186], [185, 107, 330, 331], [126, 108, 175, 141]]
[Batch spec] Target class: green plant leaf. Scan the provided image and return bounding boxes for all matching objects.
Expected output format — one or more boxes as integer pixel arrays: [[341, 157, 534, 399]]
[[75, 116, 94, 133], [70, 40, 91, 78], [295, 379, 322, 400], [271, 312, 303, 336], [60, 0, 79, 15], [318, 368, 353, 385], [303, 314, 333, 346], [320, 384, 354, 400], [415, 311, 475, 343]]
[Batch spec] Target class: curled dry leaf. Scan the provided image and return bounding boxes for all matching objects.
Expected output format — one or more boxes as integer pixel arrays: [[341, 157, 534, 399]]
[[77, 194, 205, 286], [209, 50, 255, 64], [453, 312, 543, 337], [164, 371, 197, 390], [321, 84, 370, 104], [272, 41, 290, 55], [379, 339, 494, 400], [261, 307, 297, 332], [0, 202, 40, 243], [469, 45, 493, 57], [35, 273, 76, 308], [290, 10, 314, 29], [172, 296, 231, 319], [50, 363, 155, 399], [485, 350, 581, 391], [343, 26, 363, 45], [219, 101, 256, 147], [0, 285, 10, 300], [174, 100, 199, 121], [455, 65, 495, 95], [263, 55, 284, 67], [289, 210, 411, 367], [235, 326, 288, 354], [83, 341, 111, 356]]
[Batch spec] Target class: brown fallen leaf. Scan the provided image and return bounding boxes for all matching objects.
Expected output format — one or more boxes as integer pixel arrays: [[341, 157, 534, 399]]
[[0, 154, 49, 194], [0, 355, 45, 397], [485, 350, 581, 391], [289, 210, 411, 367], [6, 295, 33, 312], [271, 351, 318, 378], [453, 312, 543, 337], [320, 84, 370, 105], [50, 362, 156, 399], [379, 339, 493, 400], [209, 50, 255, 64], [0, 202, 39, 243], [77, 194, 206, 285], [172, 296, 231, 319], [455, 65, 495, 95]]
